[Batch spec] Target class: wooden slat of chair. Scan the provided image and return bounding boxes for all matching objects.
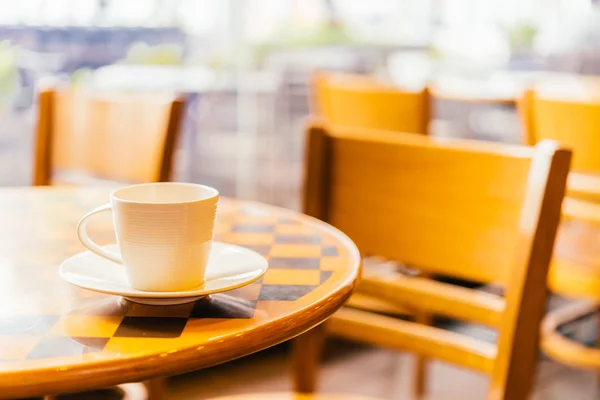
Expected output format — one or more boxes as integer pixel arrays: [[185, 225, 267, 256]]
[[349, 257, 416, 317], [295, 121, 571, 400], [562, 197, 600, 224], [34, 87, 185, 186], [311, 71, 430, 134], [359, 274, 505, 327], [328, 307, 496, 373], [567, 173, 600, 200], [345, 292, 412, 318]]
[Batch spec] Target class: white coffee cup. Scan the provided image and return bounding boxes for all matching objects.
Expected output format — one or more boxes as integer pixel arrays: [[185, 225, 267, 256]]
[[77, 182, 218, 292]]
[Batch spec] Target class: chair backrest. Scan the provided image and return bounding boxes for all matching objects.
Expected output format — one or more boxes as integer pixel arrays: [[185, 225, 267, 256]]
[[519, 88, 600, 173], [311, 72, 430, 134], [33, 87, 185, 186], [303, 121, 571, 399]]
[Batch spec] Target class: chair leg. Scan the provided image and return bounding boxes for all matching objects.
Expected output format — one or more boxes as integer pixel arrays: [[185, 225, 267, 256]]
[[412, 312, 431, 399], [293, 322, 327, 393], [413, 356, 427, 398], [597, 311, 600, 388], [144, 378, 167, 400]]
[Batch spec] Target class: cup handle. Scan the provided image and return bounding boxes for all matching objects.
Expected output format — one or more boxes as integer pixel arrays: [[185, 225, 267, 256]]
[[77, 203, 122, 264]]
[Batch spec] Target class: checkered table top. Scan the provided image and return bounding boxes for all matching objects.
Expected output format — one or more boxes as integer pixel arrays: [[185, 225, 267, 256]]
[[0, 187, 360, 398]]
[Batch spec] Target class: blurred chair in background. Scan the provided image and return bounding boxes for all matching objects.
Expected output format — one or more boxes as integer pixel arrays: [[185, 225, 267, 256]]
[[519, 88, 600, 372], [519, 87, 600, 171], [33, 86, 185, 186], [311, 72, 430, 134], [33, 85, 185, 399], [290, 121, 570, 400]]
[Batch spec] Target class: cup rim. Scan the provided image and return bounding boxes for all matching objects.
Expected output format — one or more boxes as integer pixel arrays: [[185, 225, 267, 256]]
[[111, 182, 219, 205]]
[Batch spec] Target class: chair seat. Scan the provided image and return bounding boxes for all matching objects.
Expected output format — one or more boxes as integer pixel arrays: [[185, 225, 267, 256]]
[[548, 257, 600, 300], [207, 394, 381, 400], [549, 220, 600, 300]]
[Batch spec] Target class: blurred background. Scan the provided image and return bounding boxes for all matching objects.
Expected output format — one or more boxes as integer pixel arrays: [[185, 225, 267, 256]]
[[3, 1, 600, 399], [0, 0, 597, 210]]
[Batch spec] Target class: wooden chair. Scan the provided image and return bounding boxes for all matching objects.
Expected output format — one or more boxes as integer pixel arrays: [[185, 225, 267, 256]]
[[33, 86, 185, 186], [34, 86, 184, 400], [287, 121, 570, 400], [518, 89, 600, 371], [311, 70, 432, 395], [311, 72, 430, 134]]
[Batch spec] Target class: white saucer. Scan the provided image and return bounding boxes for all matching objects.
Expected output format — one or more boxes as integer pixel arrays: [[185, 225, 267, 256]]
[[59, 242, 268, 305]]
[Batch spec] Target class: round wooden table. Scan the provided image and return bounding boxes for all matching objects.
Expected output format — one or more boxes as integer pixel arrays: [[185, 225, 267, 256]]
[[0, 187, 361, 399]]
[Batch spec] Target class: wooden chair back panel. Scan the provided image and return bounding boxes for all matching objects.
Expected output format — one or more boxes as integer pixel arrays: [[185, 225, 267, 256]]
[[534, 99, 600, 173], [519, 89, 600, 173], [36, 88, 183, 185], [312, 72, 429, 134], [320, 128, 533, 284]]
